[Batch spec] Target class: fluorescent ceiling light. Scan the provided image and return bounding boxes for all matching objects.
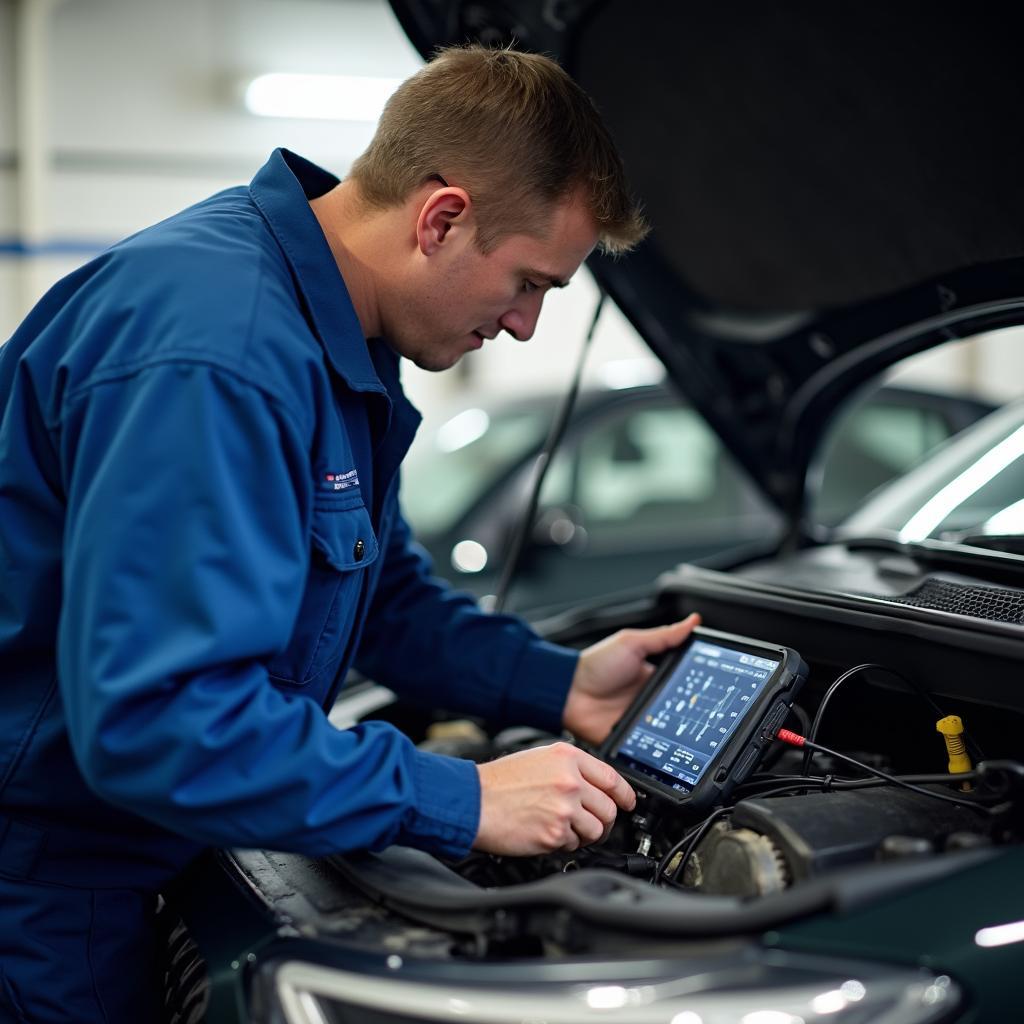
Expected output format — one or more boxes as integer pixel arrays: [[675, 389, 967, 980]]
[[244, 73, 402, 122]]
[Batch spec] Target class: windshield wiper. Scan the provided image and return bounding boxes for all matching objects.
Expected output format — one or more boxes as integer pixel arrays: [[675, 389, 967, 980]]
[[945, 533, 1024, 555]]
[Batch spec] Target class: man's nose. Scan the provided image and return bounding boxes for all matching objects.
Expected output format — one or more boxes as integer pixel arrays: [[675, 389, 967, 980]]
[[499, 296, 543, 342]]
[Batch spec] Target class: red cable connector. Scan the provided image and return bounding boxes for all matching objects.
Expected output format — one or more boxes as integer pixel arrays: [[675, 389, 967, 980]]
[[776, 728, 806, 747]]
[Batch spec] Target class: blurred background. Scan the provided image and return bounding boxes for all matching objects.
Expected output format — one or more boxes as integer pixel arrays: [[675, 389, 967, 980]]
[[3, 0, 1022, 613]]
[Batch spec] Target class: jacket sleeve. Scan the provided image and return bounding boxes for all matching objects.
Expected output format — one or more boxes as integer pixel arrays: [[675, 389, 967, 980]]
[[353, 497, 578, 733], [57, 360, 479, 858]]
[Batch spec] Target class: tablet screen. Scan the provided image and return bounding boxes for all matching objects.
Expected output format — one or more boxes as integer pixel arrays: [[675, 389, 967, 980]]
[[611, 638, 780, 794]]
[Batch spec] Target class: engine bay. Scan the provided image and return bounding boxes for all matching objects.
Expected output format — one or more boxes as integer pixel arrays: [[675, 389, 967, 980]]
[[440, 707, 1018, 904], [449, 749, 1016, 897], [199, 558, 1024, 969], [405, 601, 1024, 925]]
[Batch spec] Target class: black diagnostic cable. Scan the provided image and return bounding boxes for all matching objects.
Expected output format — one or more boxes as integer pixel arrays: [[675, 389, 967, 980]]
[[779, 729, 996, 814], [655, 807, 730, 886], [492, 290, 606, 614], [801, 663, 985, 775], [667, 806, 732, 884], [787, 702, 812, 738], [739, 770, 983, 796], [803, 663, 877, 774]]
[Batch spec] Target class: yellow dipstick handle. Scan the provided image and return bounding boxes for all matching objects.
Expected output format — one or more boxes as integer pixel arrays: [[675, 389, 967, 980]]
[[936, 715, 973, 790]]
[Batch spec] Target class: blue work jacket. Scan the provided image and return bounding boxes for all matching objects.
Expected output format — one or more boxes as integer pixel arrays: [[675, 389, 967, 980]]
[[0, 149, 577, 892]]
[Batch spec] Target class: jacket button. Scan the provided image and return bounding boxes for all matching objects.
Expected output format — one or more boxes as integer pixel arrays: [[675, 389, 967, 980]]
[[353, 539, 365, 561]]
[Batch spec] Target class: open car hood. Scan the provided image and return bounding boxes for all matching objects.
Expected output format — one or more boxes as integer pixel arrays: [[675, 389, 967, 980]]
[[389, 1, 1024, 523]]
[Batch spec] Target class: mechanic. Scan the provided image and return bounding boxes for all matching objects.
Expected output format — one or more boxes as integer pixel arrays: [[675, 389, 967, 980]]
[[0, 45, 700, 1022]]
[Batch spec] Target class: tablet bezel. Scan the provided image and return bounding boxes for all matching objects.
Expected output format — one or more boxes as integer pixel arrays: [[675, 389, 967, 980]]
[[600, 626, 806, 810]]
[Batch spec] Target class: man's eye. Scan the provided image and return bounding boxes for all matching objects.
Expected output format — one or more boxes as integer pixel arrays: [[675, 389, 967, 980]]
[[522, 279, 540, 294]]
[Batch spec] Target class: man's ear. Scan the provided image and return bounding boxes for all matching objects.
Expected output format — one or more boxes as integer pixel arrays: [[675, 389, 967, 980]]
[[416, 186, 472, 256]]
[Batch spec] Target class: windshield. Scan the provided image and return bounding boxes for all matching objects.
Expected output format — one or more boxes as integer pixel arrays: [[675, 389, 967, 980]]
[[840, 400, 1024, 545]]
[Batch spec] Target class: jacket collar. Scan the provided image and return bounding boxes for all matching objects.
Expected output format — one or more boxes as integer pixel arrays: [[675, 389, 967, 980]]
[[249, 148, 387, 397]]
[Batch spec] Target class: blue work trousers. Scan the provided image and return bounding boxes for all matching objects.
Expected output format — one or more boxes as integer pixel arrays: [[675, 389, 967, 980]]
[[0, 876, 159, 1024]]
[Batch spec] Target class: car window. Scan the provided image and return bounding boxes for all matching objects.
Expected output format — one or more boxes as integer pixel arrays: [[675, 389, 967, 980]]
[[813, 398, 953, 526], [403, 406, 549, 535], [842, 400, 1024, 543], [576, 408, 718, 521], [808, 327, 1015, 529], [816, 330, 1018, 538], [539, 401, 777, 551]]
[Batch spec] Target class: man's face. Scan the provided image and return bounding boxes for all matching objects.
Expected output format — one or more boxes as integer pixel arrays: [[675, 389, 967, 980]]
[[389, 191, 600, 372]]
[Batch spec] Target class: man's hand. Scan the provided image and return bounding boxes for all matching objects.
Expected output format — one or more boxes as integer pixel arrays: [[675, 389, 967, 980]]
[[562, 614, 702, 745], [473, 742, 636, 855]]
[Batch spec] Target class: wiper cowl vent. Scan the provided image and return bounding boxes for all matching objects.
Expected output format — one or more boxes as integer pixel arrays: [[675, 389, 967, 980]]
[[891, 578, 1024, 624]]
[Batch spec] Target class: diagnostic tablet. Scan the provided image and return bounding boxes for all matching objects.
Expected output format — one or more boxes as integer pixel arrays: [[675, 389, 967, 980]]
[[602, 627, 807, 811]]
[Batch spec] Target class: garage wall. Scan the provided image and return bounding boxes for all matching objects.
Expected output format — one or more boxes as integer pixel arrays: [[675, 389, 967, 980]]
[[888, 328, 1024, 405], [1, 0, 421, 331], [46, 0, 408, 228]]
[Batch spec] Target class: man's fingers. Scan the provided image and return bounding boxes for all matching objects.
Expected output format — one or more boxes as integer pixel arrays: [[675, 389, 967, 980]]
[[578, 754, 636, 811], [579, 782, 618, 829], [569, 807, 607, 847], [633, 613, 701, 655], [474, 744, 639, 856]]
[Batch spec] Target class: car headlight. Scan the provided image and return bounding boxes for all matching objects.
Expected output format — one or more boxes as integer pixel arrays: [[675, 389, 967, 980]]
[[270, 953, 960, 1024]]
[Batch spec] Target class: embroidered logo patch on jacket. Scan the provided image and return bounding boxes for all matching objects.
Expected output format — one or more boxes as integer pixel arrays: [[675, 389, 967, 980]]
[[324, 469, 359, 492]]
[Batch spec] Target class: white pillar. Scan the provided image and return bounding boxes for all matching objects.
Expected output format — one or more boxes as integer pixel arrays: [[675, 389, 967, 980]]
[[15, 0, 62, 312]]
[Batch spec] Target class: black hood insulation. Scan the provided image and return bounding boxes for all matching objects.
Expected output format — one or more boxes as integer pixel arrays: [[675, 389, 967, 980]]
[[577, 3, 1024, 312]]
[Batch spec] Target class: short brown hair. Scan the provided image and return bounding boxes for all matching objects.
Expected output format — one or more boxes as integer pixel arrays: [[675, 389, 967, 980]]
[[349, 45, 648, 255]]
